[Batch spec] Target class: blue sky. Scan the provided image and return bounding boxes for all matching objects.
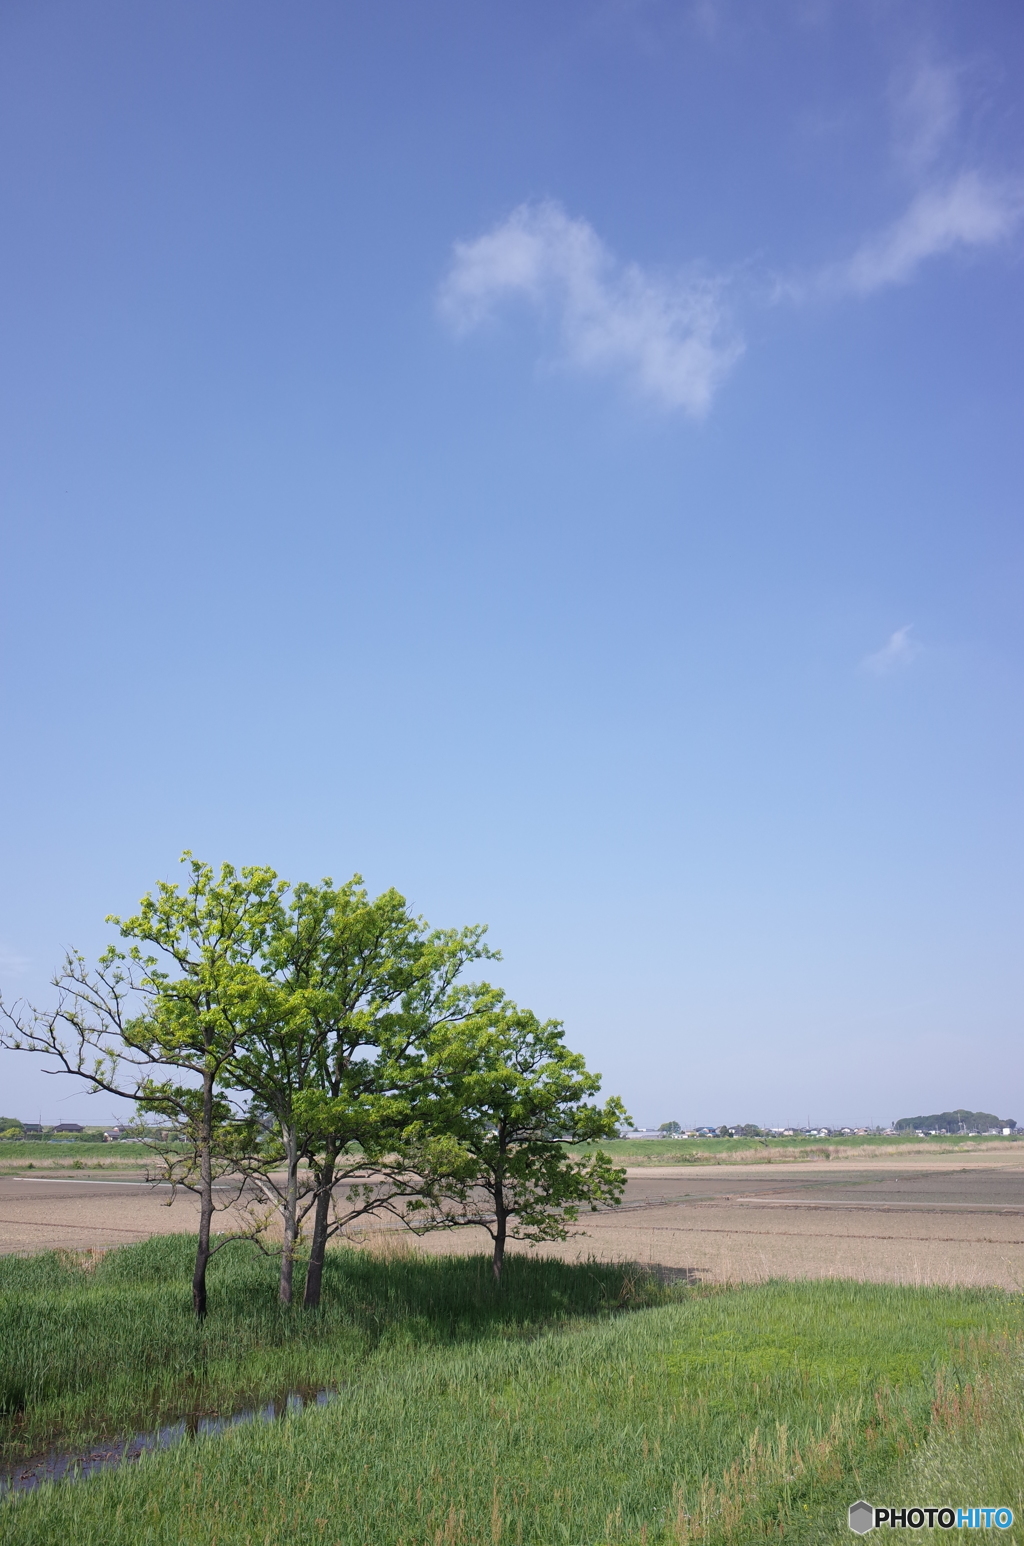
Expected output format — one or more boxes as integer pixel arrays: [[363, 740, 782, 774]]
[[1, 0, 1022, 1128]]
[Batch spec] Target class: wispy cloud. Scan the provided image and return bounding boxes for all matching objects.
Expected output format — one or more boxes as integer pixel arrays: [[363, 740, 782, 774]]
[[439, 201, 743, 417], [863, 625, 921, 675], [776, 49, 1021, 305], [834, 173, 1022, 295], [441, 55, 1020, 414], [891, 60, 959, 175]]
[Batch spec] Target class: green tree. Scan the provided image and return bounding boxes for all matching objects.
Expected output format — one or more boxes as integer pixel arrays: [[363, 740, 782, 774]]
[[406, 1001, 629, 1281], [1, 856, 287, 1317], [658, 1121, 682, 1135], [0, 857, 502, 1314], [224, 877, 495, 1307], [286, 894, 496, 1309], [108, 857, 290, 1317]]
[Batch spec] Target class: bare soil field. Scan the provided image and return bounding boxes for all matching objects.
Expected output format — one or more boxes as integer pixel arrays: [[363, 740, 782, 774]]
[[0, 1174, 251, 1255], [551, 1157, 1024, 1290], [2, 1149, 1021, 1287]]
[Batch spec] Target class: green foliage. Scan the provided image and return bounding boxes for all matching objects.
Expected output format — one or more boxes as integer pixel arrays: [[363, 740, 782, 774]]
[[406, 1001, 628, 1275], [895, 1109, 1015, 1133], [223, 873, 497, 1303], [109, 853, 289, 1080]]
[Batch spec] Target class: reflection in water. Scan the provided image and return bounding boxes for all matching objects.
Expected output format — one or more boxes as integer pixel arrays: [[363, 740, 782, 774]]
[[1, 1388, 337, 1496]]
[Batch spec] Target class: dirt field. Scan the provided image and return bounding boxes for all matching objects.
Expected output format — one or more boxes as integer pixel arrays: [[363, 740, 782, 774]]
[[2, 1150, 1021, 1287]]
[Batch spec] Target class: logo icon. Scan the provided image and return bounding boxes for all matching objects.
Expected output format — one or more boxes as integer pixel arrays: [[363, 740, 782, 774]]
[[848, 1500, 875, 1535]]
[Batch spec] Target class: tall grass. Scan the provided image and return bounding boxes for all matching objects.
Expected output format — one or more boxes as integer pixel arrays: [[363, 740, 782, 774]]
[[0, 1236, 655, 1459], [2, 1246, 1020, 1545], [899, 1339, 1024, 1544]]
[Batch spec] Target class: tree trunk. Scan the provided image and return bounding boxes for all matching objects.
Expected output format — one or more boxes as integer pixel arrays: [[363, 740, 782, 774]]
[[491, 1136, 508, 1285], [192, 1069, 215, 1319], [492, 1201, 507, 1284], [278, 1123, 299, 1306], [303, 1144, 338, 1310]]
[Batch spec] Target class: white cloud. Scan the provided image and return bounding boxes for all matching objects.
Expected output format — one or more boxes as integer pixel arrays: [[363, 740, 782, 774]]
[[862, 625, 921, 675], [892, 60, 959, 175], [439, 201, 743, 417], [834, 173, 1022, 296]]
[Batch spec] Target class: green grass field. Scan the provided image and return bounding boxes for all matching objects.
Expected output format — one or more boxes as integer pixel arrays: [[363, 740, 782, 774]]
[[1, 1237, 1021, 1544], [0, 1141, 149, 1169], [571, 1133, 1023, 1166]]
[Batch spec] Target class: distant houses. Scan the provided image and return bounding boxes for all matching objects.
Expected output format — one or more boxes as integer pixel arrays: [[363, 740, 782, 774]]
[[0, 1119, 182, 1142], [619, 1124, 898, 1141], [616, 1119, 1019, 1143]]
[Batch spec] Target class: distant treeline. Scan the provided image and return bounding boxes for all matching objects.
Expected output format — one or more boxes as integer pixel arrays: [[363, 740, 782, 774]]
[[894, 1109, 1015, 1133]]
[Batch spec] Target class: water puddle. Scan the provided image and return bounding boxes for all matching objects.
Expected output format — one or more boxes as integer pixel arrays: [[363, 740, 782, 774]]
[[0, 1388, 337, 1497]]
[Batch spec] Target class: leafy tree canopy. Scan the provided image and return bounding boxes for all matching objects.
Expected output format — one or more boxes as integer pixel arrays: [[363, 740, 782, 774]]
[[405, 999, 629, 1279]]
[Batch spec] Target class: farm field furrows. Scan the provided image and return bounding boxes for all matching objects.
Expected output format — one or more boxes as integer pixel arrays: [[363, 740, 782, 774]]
[[3, 1151, 1022, 1290]]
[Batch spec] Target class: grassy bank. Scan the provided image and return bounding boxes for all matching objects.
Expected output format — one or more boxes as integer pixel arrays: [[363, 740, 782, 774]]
[[0, 1142, 149, 1171], [1, 1239, 1021, 1544], [0, 1237, 646, 1461], [572, 1133, 1024, 1166]]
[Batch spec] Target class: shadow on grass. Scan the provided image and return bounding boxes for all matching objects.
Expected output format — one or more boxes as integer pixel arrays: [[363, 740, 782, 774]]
[[314, 1243, 687, 1342], [0, 1235, 696, 1461]]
